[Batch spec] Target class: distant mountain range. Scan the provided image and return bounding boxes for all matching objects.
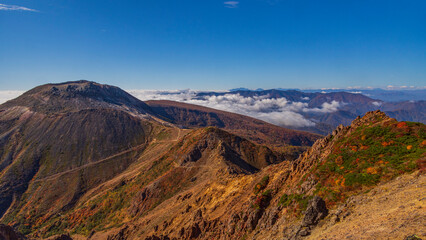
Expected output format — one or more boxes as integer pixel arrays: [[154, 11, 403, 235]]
[[303, 88, 426, 102], [164, 89, 424, 135], [1, 86, 424, 136], [230, 87, 426, 102]]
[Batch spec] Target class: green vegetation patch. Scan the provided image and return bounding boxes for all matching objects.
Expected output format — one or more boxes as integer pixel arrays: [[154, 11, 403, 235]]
[[279, 193, 312, 210], [254, 175, 269, 195], [313, 120, 425, 206]]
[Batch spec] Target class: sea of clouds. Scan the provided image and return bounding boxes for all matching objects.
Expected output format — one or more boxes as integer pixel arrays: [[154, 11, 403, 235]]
[[0, 89, 343, 128], [128, 90, 342, 128]]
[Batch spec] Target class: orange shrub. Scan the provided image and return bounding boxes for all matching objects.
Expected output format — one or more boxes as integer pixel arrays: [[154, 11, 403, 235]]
[[366, 167, 378, 174]]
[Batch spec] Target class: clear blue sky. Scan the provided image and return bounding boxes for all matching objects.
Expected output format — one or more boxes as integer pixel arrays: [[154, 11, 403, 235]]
[[0, 0, 425, 90]]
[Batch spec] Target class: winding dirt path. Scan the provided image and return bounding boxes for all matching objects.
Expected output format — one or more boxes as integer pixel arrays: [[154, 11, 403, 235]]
[[33, 143, 148, 182], [32, 126, 184, 183]]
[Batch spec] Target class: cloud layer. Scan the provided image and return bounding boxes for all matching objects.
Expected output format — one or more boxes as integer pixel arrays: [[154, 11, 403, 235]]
[[0, 89, 343, 128], [0, 89, 344, 128], [0, 4, 38, 12], [224, 1, 239, 8], [0, 91, 24, 104], [129, 90, 343, 127]]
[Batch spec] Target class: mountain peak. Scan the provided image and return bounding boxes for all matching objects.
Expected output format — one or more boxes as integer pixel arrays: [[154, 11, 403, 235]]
[[1, 80, 153, 115], [350, 110, 392, 128], [27, 80, 122, 98]]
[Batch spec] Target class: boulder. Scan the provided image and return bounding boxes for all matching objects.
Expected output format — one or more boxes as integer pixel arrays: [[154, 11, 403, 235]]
[[302, 196, 328, 227]]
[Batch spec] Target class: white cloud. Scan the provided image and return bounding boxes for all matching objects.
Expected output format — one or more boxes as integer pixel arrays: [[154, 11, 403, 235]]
[[224, 1, 239, 8], [127, 90, 347, 128], [181, 93, 317, 127], [372, 101, 382, 107], [256, 111, 315, 128], [128, 89, 198, 102], [304, 100, 342, 113], [0, 4, 38, 12], [385, 85, 426, 90], [0, 91, 24, 104]]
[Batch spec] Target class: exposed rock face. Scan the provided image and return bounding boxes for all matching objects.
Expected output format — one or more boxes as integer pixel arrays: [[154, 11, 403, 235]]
[[292, 197, 329, 239], [302, 196, 328, 227], [246, 208, 264, 231], [226, 213, 240, 235]]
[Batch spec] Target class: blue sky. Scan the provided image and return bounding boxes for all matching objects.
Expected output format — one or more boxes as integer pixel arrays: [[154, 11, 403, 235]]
[[0, 0, 425, 90]]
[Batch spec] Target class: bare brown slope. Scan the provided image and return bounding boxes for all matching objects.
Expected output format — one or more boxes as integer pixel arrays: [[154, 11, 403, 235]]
[[146, 100, 321, 147], [0, 81, 163, 234], [100, 111, 425, 240], [308, 171, 425, 240], [22, 126, 285, 239]]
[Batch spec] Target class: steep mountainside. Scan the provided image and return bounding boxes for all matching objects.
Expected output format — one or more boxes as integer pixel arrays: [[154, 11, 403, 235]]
[[0, 82, 164, 231]]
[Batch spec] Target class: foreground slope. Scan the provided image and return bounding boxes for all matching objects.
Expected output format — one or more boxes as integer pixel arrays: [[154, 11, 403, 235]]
[[95, 111, 424, 240], [13, 127, 285, 239], [308, 171, 425, 239]]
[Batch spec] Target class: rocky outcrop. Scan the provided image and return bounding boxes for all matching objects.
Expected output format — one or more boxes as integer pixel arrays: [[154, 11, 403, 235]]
[[302, 196, 328, 227], [284, 196, 329, 239]]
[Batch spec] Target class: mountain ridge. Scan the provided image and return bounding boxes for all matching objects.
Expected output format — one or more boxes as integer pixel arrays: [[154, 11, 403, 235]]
[[146, 100, 320, 147]]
